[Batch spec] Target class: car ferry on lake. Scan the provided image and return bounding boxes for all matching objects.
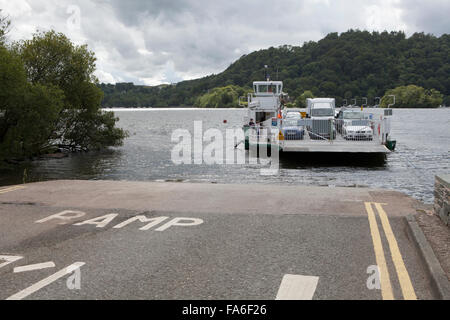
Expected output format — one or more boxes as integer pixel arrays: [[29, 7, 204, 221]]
[[240, 80, 395, 154]]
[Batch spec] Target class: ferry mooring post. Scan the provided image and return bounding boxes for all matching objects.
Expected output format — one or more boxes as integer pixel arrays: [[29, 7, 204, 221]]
[[375, 97, 381, 107], [388, 95, 396, 108]]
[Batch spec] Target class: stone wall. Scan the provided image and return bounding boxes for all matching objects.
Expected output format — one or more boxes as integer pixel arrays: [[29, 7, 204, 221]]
[[434, 174, 450, 227]]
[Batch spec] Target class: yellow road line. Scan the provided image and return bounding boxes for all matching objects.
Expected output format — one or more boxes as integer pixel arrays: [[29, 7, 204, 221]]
[[374, 203, 417, 300], [365, 202, 394, 300], [0, 185, 26, 194]]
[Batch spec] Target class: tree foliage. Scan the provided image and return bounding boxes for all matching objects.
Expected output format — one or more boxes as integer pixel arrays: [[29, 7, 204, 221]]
[[18, 31, 127, 152], [295, 90, 315, 108], [0, 10, 10, 45], [0, 24, 127, 161], [0, 47, 64, 160], [380, 85, 443, 108], [99, 30, 450, 108], [194, 85, 251, 108]]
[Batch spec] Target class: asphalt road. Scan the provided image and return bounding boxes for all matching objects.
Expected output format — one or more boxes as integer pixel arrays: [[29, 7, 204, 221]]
[[0, 181, 436, 300]]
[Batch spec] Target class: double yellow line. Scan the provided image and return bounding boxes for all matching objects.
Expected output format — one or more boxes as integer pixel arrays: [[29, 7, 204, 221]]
[[0, 185, 26, 194], [365, 202, 417, 300]]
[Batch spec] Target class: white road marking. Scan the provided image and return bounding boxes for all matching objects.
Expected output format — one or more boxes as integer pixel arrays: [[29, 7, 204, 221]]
[[36, 211, 205, 232], [155, 218, 204, 232], [14, 262, 56, 273], [73, 214, 118, 228], [276, 274, 319, 300], [0, 255, 23, 269], [113, 216, 170, 230], [35, 210, 86, 225], [6, 262, 85, 300]]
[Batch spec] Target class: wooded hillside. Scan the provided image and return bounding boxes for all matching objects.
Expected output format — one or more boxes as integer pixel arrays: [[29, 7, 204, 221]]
[[100, 30, 450, 108]]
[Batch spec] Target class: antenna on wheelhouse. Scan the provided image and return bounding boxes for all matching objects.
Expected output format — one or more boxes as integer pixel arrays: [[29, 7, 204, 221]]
[[264, 65, 270, 81]]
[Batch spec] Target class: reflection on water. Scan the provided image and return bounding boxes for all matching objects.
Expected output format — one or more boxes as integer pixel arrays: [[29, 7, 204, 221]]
[[0, 108, 449, 204]]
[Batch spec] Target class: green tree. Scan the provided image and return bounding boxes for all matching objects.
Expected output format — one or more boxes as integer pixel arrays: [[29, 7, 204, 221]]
[[295, 90, 314, 108], [0, 46, 64, 160], [380, 85, 443, 108], [443, 95, 450, 106], [0, 10, 10, 45], [194, 85, 251, 108], [18, 31, 127, 151]]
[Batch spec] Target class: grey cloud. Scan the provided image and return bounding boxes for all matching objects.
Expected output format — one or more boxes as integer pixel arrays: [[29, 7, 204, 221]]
[[399, 0, 450, 36], [105, 0, 191, 25], [1, 0, 448, 85]]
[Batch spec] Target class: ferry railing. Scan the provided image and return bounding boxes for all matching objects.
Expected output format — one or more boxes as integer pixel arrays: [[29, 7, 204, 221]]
[[238, 96, 246, 107], [306, 119, 336, 141], [334, 119, 380, 142], [278, 118, 386, 144], [247, 126, 279, 146], [247, 117, 388, 149]]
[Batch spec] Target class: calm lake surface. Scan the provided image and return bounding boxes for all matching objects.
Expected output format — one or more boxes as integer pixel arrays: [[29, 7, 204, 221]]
[[1, 108, 449, 204]]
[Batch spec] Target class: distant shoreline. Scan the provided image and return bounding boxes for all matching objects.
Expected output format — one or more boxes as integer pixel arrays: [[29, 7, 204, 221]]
[[104, 107, 447, 112], [104, 107, 245, 111]]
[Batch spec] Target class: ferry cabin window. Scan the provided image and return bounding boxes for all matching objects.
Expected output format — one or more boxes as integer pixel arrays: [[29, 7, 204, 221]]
[[258, 85, 268, 93], [257, 85, 278, 94]]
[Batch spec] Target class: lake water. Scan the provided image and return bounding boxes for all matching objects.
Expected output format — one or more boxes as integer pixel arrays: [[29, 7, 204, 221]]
[[0, 108, 449, 204]]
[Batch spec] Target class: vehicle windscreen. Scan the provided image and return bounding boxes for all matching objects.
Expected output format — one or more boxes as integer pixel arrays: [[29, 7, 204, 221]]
[[313, 102, 332, 109], [343, 112, 363, 120], [284, 120, 299, 126], [312, 108, 334, 117]]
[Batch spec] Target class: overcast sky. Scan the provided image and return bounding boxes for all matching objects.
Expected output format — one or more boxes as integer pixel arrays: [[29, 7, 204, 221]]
[[1, 0, 448, 85]]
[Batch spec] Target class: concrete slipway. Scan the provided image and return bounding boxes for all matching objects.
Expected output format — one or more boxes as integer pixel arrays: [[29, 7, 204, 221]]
[[0, 180, 443, 300]]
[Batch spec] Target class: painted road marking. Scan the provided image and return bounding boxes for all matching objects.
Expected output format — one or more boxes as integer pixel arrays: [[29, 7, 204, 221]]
[[113, 216, 170, 230], [14, 262, 56, 273], [365, 202, 394, 300], [365, 202, 417, 300], [276, 274, 319, 300], [374, 203, 417, 300], [155, 218, 204, 232], [0, 185, 25, 194], [6, 262, 85, 300], [35, 210, 87, 225], [73, 213, 119, 228], [0, 255, 24, 269], [36, 211, 205, 232]]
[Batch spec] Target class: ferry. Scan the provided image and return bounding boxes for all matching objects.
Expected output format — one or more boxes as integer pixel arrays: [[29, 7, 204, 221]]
[[240, 79, 395, 155]]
